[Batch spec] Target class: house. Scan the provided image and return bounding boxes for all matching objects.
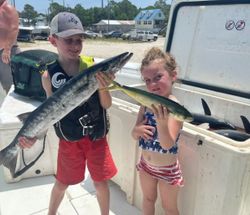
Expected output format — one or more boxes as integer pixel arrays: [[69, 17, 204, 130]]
[[134, 9, 165, 33], [92, 20, 135, 33], [33, 15, 50, 39]]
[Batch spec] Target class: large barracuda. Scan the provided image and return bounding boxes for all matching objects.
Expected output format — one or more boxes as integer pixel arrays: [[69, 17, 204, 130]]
[[0, 51, 133, 178], [106, 79, 193, 122]]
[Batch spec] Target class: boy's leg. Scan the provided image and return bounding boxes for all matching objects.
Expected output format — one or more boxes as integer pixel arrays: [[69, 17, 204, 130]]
[[139, 169, 158, 215], [87, 137, 117, 215], [158, 180, 179, 215], [48, 179, 68, 215], [93, 180, 110, 215]]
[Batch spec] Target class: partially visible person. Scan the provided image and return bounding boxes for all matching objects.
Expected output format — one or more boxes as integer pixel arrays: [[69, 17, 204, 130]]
[[132, 47, 184, 215], [18, 12, 117, 215], [0, 0, 20, 93]]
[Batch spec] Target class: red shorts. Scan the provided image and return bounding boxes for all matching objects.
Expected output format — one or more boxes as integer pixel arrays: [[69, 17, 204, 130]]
[[56, 136, 117, 185]]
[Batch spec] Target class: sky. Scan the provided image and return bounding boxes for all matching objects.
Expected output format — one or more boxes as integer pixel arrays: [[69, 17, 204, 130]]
[[14, 0, 168, 14]]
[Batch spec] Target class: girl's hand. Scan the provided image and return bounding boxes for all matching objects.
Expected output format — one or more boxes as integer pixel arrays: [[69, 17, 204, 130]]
[[96, 72, 115, 89], [134, 118, 155, 140], [18, 136, 37, 149], [151, 104, 169, 127]]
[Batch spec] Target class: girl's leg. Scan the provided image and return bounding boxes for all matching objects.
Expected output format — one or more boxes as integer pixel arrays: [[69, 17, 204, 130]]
[[158, 180, 180, 215], [48, 179, 68, 215], [139, 169, 158, 215], [93, 180, 110, 215]]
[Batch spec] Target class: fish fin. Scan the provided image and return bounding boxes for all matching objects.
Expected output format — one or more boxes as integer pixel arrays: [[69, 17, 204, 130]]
[[201, 98, 211, 116], [240, 115, 250, 134], [107, 85, 119, 91], [99, 72, 123, 91], [0, 146, 18, 178], [99, 87, 108, 92], [99, 85, 118, 92], [17, 112, 32, 123]]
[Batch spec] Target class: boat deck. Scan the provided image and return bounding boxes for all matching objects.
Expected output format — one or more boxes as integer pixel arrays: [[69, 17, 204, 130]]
[[0, 167, 141, 215]]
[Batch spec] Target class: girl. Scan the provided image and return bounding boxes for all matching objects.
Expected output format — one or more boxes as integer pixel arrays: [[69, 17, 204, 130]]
[[132, 47, 183, 215]]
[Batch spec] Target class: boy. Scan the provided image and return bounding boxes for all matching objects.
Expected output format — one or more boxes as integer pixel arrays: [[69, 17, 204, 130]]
[[19, 12, 117, 215]]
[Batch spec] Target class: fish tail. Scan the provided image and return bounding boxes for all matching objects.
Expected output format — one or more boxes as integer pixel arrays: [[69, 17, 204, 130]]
[[0, 145, 18, 178], [100, 72, 123, 92], [240, 115, 250, 134]]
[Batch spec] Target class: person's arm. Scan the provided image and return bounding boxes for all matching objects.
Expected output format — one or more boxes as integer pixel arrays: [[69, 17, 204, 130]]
[[131, 106, 155, 141], [95, 72, 113, 109], [18, 71, 52, 149], [1, 2, 19, 64], [41, 70, 53, 98]]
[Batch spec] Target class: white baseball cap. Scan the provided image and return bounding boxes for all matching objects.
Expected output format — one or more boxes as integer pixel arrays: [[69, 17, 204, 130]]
[[50, 12, 84, 38]]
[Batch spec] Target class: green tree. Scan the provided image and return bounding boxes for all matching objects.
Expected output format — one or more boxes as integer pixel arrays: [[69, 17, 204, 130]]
[[20, 4, 38, 25], [116, 0, 138, 20], [154, 0, 171, 23], [48, 2, 66, 22], [107, 0, 138, 20]]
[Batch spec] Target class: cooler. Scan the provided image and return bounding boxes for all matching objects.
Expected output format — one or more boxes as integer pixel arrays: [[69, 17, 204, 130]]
[[108, 0, 250, 214]]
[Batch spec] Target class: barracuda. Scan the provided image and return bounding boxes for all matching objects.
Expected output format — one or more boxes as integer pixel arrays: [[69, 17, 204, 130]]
[[0, 51, 133, 178], [191, 98, 237, 130], [214, 116, 250, 141], [106, 79, 193, 122]]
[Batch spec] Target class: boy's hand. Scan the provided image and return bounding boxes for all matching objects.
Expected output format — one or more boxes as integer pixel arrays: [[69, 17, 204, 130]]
[[18, 136, 37, 149], [96, 72, 115, 89]]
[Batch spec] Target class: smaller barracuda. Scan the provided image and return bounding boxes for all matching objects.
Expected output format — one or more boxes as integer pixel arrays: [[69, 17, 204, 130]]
[[214, 116, 250, 142], [0, 51, 133, 178], [106, 79, 193, 122]]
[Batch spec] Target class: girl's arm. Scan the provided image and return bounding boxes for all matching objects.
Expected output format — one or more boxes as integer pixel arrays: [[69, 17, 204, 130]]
[[131, 106, 155, 140]]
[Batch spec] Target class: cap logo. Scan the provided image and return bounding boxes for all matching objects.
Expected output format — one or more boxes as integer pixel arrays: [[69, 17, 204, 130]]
[[68, 16, 78, 25]]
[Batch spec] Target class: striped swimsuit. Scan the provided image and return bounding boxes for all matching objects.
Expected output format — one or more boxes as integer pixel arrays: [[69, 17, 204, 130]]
[[137, 109, 184, 186]]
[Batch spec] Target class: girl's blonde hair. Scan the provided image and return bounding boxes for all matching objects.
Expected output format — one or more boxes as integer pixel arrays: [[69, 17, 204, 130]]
[[140, 47, 177, 76]]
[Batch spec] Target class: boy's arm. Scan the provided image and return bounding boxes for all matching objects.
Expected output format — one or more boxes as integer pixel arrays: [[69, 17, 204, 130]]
[[18, 70, 52, 149], [98, 89, 112, 109], [41, 70, 53, 98], [96, 72, 114, 109]]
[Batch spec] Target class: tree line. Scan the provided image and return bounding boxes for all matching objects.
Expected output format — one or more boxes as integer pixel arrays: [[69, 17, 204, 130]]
[[19, 0, 171, 28]]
